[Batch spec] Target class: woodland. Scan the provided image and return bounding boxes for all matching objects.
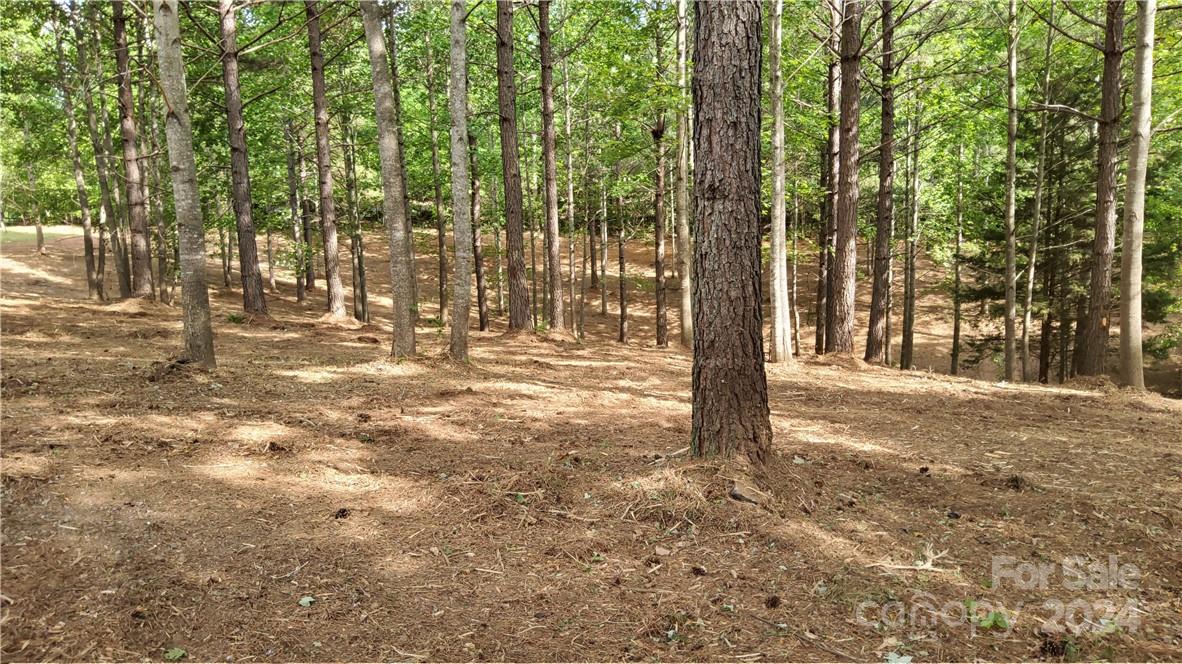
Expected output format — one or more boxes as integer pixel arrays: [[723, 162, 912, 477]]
[[1, 0, 1181, 661]]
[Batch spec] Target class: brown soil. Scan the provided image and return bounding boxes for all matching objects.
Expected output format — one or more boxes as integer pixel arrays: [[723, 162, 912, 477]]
[[2, 227, 1180, 662]]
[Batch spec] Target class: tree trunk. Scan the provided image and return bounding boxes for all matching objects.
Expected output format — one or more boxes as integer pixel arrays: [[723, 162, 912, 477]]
[[539, 0, 564, 331], [218, 0, 267, 315], [768, 0, 791, 363], [341, 113, 367, 323], [297, 133, 316, 291], [470, 130, 490, 332], [563, 59, 577, 330], [1078, 0, 1125, 375], [600, 180, 608, 316], [690, 0, 771, 464], [822, 2, 841, 352], [55, 14, 98, 298], [495, 0, 531, 331], [492, 173, 505, 315], [74, 7, 111, 298], [900, 112, 921, 370], [387, 5, 418, 310], [304, 0, 347, 318], [829, 0, 862, 355], [152, 0, 215, 366], [951, 143, 964, 375], [1119, 0, 1154, 390], [865, 0, 894, 364], [1021, 1, 1054, 380], [675, 0, 692, 346], [113, 0, 152, 296], [791, 176, 802, 356], [426, 27, 448, 326], [95, 44, 133, 299], [1002, 0, 1018, 380], [360, 0, 415, 357], [447, 0, 473, 359]]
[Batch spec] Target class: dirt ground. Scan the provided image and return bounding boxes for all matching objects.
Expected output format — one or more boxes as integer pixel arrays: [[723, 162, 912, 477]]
[[2, 226, 1180, 662]]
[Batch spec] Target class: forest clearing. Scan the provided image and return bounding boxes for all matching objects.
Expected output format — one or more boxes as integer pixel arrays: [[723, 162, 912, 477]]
[[2, 227, 1181, 661], [3, 0, 1182, 661]]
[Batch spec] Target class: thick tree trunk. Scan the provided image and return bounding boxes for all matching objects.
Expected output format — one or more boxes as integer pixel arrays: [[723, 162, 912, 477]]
[[690, 0, 771, 464], [829, 0, 862, 354], [360, 0, 415, 357], [447, 0, 473, 359], [113, 0, 152, 297], [426, 28, 448, 326], [675, 0, 692, 346], [218, 0, 267, 316], [1119, 0, 1154, 390], [768, 0, 791, 363], [304, 0, 347, 318], [1002, 0, 1018, 380], [539, 0, 564, 331], [1078, 1, 1125, 375], [55, 16, 98, 298], [152, 0, 215, 366], [865, 0, 894, 364], [495, 0, 531, 331]]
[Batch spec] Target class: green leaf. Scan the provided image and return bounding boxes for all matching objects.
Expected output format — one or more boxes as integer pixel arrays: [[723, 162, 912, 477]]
[[163, 647, 187, 661], [298, 595, 316, 607]]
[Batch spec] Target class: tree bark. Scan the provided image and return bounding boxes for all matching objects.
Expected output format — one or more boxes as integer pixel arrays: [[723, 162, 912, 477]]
[[653, 18, 669, 348], [1119, 0, 1154, 390], [304, 0, 347, 318], [690, 0, 771, 464], [865, 0, 894, 364], [55, 12, 99, 298], [447, 0, 473, 360], [74, 7, 111, 298], [539, 0, 564, 331], [470, 130, 490, 332], [675, 0, 692, 346], [286, 123, 304, 301], [426, 28, 448, 326], [218, 0, 267, 316], [113, 0, 152, 296], [563, 58, 577, 330], [1021, 0, 1054, 380], [768, 0, 791, 363], [900, 111, 921, 370], [360, 0, 415, 357], [1002, 0, 1018, 380], [829, 0, 862, 354], [152, 0, 215, 367], [951, 143, 964, 375], [495, 0, 532, 331]]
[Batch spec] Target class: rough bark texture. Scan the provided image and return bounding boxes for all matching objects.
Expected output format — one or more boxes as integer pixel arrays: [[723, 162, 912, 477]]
[[539, 0, 564, 331], [304, 0, 347, 318], [865, 0, 894, 364], [55, 14, 99, 298], [675, 0, 693, 346], [1002, 0, 1018, 381], [152, 0, 215, 366], [360, 0, 415, 357], [829, 0, 862, 355], [447, 0, 473, 360], [113, 0, 152, 297], [426, 28, 448, 326], [1119, 0, 1154, 390], [495, 0, 531, 331], [218, 0, 267, 316], [690, 0, 771, 464], [1079, 0, 1125, 375]]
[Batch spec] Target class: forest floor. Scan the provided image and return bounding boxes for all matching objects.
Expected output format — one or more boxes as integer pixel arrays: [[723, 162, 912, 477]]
[[2, 225, 1181, 662]]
